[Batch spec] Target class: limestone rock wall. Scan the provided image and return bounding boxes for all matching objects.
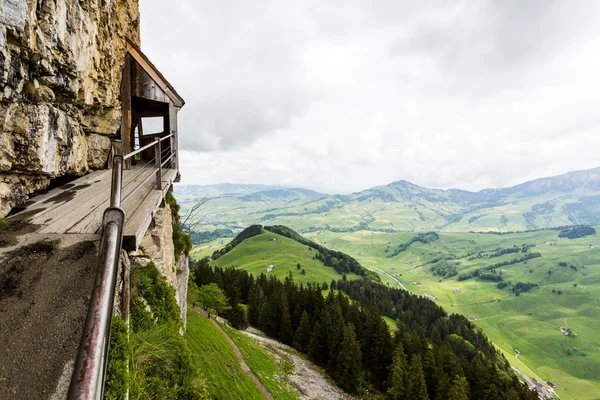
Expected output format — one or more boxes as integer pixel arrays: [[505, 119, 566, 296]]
[[139, 202, 189, 327], [0, 0, 140, 217]]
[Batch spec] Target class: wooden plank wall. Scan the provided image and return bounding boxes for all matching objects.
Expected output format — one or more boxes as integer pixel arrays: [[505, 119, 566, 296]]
[[131, 64, 168, 103]]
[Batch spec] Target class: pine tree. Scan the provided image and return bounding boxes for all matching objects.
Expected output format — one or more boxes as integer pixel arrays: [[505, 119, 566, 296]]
[[308, 320, 328, 366], [387, 343, 407, 399], [447, 375, 469, 400], [279, 296, 294, 344], [335, 323, 363, 393], [227, 303, 248, 329], [293, 310, 312, 352], [406, 354, 429, 400]]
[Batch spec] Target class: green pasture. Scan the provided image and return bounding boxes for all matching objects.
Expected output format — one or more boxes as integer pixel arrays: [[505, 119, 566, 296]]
[[211, 232, 361, 286]]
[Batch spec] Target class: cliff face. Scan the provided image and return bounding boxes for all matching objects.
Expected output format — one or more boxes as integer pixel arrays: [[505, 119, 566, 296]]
[[137, 203, 189, 326], [0, 0, 140, 217]]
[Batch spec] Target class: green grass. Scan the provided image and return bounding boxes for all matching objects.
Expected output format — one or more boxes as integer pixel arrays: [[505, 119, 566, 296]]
[[211, 232, 361, 285], [186, 311, 265, 399], [220, 323, 298, 400], [190, 237, 233, 260], [382, 316, 398, 332], [304, 228, 600, 399]]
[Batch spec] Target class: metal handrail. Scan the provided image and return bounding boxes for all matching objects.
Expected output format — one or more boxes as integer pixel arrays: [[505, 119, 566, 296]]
[[123, 133, 173, 161], [68, 132, 177, 399], [68, 156, 125, 400]]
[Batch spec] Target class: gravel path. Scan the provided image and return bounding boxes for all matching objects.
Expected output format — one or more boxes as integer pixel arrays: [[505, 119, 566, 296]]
[[243, 327, 355, 400]]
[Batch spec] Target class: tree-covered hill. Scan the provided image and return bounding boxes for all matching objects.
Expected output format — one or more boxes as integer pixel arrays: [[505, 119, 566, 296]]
[[192, 259, 539, 399]]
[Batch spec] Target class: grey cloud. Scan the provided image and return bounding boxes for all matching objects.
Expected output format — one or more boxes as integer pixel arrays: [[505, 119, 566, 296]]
[[141, 0, 600, 192]]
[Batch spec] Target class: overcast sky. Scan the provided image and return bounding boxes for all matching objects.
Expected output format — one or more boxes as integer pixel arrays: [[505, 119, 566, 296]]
[[140, 0, 600, 193]]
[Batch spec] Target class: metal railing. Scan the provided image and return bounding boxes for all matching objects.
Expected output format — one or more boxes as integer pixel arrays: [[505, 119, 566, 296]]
[[68, 134, 174, 400]]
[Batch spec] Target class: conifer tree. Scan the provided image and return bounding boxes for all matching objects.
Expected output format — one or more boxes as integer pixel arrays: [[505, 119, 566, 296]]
[[308, 320, 328, 366], [387, 343, 407, 399], [406, 354, 429, 400], [335, 323, 363, 393], [279, 294, 294, 344], [447, 376, 469, 400], [227, 303, 248, 329], [326, 300, 345, 375], [293, 310, 312, 352]]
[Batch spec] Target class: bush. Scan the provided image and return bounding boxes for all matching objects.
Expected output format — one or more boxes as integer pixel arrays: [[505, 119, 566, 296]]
[[105, 316, 130, 399], [131, 262, 181, 332], [129, 324, 209, 399], [127, 259, 208, 399], [278, 354, 295, 383], [165, 191, 192, 261]]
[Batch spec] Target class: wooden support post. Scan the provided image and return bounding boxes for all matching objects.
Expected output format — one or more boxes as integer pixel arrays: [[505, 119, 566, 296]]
[[155, 139, 162, 190]]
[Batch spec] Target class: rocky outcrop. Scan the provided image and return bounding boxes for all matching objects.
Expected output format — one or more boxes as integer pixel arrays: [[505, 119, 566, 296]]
[[138, 203, 189, 327], [0, 0, 140, 217]]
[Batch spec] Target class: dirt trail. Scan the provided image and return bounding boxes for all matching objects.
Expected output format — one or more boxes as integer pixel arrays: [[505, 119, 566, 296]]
[[196, 309, 273, 400]]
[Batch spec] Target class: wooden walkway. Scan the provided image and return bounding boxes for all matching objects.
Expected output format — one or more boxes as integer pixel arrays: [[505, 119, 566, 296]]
[[9, 166, 177, 250]]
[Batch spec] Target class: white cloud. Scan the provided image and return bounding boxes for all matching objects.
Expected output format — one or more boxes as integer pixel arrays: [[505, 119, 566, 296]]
[[140, 0, 600, 193]]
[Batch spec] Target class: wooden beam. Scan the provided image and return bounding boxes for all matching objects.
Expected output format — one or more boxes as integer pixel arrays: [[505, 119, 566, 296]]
[[126, 41, 184, 107], [120, 54, 133, 164]]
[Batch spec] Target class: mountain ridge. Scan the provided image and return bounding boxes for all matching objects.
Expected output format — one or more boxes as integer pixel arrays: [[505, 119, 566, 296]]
[[176, 166, 600, 233]]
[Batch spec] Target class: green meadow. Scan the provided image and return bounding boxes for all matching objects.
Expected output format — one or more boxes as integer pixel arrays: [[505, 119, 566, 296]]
[[304, 228, 600, 399], [211, 231, 361, 286]]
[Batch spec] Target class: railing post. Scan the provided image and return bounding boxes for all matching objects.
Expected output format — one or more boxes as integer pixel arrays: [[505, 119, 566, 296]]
[[111, 156, 123, 208], [155, 139, 162, 190]]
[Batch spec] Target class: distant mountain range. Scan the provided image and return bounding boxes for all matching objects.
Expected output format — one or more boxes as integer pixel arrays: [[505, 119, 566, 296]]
[[175, 167, 600, 233]]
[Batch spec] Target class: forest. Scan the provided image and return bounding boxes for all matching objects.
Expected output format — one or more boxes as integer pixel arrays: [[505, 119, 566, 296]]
[[192, 258, 538, 399]]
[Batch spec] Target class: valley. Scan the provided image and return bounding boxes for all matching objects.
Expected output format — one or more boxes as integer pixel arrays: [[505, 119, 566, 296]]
[[195, 226, 600, 399], [178, 167, 600, 399], [304, 229, 600, 400]]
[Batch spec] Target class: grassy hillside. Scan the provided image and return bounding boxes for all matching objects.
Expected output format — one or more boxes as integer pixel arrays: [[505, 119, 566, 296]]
[[305, 228, 600, 400], [212, 231, 361, 285], [219, 323, 298, 400], [186, 311, 266, 399]]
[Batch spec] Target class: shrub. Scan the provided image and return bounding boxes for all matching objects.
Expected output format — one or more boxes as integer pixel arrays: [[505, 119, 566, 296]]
[[165, 191, 192, 261], [131, 261, 181, 332], [129, 324, 209, 399], [105, 316, 130, 399], [278, 354, 295, 383]]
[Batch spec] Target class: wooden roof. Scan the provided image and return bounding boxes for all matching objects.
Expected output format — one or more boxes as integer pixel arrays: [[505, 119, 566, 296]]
[[126, 39, 185, 108]]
